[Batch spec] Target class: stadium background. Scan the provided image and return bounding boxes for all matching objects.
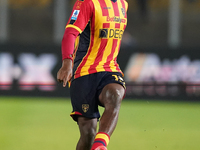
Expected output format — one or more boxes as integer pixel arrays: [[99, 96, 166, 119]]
[[0, 0, 200, 150]]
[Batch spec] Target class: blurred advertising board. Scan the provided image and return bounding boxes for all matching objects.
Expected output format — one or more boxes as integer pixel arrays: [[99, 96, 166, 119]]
[[121, 47, 200, 100], [0, 44, 200, 100], [0, 44, 69, 97]]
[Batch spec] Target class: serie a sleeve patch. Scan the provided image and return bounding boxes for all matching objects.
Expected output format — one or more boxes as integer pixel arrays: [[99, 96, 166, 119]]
[[71, 10, 80, 20]]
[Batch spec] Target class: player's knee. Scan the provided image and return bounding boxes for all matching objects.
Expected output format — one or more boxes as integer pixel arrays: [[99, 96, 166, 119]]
[[109, 85, 124, 103], [78, 117, 97, 142], [100, 84, 125, 108], [108, 89, 122, 105], [82, 124, 96, 137], [81, 126, 96, 147]]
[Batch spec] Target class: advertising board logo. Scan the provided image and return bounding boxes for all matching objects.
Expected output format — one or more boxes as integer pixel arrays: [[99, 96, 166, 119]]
[[124, 53, 200, 96], [0, 53, 57, 91]]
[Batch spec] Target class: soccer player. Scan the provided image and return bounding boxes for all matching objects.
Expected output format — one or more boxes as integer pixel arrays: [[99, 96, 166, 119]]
[[57, 0, 128, 150]]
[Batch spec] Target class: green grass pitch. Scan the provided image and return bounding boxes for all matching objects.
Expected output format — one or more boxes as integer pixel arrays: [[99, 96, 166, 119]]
[[0, 96, 200, 150]]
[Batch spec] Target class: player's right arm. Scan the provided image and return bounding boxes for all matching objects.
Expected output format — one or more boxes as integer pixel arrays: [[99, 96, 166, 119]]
[[57, 58, 72, 87], [57, 0, 93, 87]]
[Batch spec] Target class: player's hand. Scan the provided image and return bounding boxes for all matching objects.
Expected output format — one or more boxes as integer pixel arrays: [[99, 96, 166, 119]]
[[57, 59, 72, 87]]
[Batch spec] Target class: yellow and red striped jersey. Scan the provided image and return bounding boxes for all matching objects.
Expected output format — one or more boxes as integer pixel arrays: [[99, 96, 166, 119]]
[[66, 0, 128, 79]]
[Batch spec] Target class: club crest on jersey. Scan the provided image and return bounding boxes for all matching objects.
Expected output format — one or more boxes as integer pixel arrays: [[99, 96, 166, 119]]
[[82, 104, 89, 113], [121, 8, 125, 17], [71, 10, 80, 20]]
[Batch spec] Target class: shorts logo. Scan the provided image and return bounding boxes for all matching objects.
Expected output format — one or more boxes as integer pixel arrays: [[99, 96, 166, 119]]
[[71, 10, 80, 20], [82, 104, 89, 113]]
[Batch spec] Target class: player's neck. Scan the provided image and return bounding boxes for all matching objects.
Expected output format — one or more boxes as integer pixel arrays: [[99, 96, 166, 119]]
[[111, 0, 117, 3]]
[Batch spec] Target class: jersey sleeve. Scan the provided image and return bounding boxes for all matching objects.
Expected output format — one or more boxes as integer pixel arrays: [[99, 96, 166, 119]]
[[61, 0, 93, 61], [61, 27, 79, 61], [66, 0, 94, 34]]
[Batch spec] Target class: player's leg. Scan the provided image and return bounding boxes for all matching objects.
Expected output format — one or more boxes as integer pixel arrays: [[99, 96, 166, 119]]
[[76, 116, 98, 150], [91, 83, 125, 150], [99, 83, 125, 135], [70, 74, 101, 150]]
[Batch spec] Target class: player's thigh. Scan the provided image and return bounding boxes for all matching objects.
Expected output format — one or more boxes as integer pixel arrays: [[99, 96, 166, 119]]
[[70, 74, 102, 121]]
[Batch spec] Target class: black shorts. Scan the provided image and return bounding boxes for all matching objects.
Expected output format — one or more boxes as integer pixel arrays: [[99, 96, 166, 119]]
[[70, 72, 125, 122]]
